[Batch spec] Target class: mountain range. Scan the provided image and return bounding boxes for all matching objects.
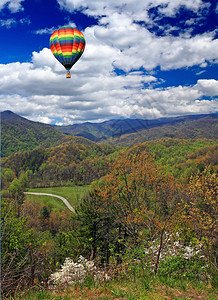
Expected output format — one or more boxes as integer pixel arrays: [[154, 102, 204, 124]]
[[55, 113, 218, 142], [1, 110, 217, 156]]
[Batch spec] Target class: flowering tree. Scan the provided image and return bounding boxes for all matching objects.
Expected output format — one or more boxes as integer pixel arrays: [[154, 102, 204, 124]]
[[76, 150, 182, 267]]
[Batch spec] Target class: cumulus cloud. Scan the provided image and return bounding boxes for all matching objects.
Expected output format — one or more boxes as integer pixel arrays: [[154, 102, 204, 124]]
[[0, 45, 217, 125], [55, 1, 218, 72], [0, 0, 217, 124], [197, 79, 218, 97], [57, 0, 207, 18], [91, 20, 218, 71], [0, 0, 24, 13]]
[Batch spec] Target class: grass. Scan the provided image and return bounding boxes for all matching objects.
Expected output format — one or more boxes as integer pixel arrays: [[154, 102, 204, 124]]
[[25, 185, 90, 211], [8, 275, 217, 300]]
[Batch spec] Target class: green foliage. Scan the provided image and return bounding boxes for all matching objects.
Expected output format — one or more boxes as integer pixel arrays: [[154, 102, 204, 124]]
[[3, 137, 216, 188], [1, 197, 36, 296], [1, 117, 67, 157], [2, 138, 118, 186], [40, 206, 50, 219], [130, 138, 217, 178], [12, 289, 69, 299], [54, 231, 78, 264], [2, 168, 15, 182], [83, 275, 96, 290], [10, 275, 218, 300], [158, 255, 208, 280], [1, 198, 32, 253]]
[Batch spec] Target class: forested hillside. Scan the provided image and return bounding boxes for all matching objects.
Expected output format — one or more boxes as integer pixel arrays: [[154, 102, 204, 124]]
[[1, 110, 67, 157], [2, 136, 118, 187], [2, 138, 217, 188]]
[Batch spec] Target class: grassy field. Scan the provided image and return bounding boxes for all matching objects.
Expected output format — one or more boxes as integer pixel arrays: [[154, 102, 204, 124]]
[[25, 185, 90, 211], [10, 275, 217, 300]]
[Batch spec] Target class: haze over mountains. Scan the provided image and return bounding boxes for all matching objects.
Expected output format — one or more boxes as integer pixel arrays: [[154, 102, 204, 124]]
[[1, 110, 217, 156]]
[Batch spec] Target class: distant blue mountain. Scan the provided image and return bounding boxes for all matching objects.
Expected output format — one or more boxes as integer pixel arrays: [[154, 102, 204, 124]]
[[55, 113, 218, 141]]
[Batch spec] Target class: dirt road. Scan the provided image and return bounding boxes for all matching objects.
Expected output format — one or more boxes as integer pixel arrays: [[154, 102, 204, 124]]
[[24, 192, 75, 213]]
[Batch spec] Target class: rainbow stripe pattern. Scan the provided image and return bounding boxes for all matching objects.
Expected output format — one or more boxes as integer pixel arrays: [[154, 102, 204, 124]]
[[49, 27, 85, 71]]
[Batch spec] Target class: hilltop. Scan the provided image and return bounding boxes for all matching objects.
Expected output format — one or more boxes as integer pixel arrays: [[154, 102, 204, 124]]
[[1, 110, 67, 157]]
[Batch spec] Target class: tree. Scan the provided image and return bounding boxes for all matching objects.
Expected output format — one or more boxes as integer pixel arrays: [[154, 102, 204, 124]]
[[76, 150, 182, 266], [1, 197, 36, 296], [8, 170, 31, 216], [185, 168, 218, 268]]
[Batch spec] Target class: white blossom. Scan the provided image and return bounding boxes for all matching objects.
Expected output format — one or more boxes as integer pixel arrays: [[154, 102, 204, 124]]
[[48, 256, 110, 288]]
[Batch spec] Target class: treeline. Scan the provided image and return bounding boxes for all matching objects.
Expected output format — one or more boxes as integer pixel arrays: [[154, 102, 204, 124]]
[[130, 138, 218, 178], [2, 138, 217, 187], [2, 139, 118, 187], [3, 138, 216, 188]]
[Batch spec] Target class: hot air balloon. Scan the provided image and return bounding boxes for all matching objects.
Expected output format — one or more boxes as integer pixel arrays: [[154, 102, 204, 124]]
[[49, 26, 85, 78]]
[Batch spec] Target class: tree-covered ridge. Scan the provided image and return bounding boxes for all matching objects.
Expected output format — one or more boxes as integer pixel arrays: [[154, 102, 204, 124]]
[[1, 116, 67, 157], [55, 114, 218, 143], [106, 115, 218, 147], [129, 138, 218, 178], [2, 137, 119, 186], [2, 138, 217, 190]]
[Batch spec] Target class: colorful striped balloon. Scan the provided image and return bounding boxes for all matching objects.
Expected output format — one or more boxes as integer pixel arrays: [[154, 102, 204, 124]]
[[49, 27, 85, 78]]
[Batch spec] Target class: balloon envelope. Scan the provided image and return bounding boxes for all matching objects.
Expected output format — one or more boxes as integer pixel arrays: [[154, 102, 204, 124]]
[[49, 27, 85, 72]]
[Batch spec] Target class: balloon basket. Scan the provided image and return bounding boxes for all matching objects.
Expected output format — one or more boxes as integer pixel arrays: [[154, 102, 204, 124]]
[[66, 71, 71, 78]]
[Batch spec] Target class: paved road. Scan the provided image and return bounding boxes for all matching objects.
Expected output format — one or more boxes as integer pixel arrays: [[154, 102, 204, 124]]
[[24, 192, 75, 213]]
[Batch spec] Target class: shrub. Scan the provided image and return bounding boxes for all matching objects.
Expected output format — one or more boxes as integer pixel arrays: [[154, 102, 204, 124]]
[[48, 256, 110, 288], [158, 254, 208, 280]]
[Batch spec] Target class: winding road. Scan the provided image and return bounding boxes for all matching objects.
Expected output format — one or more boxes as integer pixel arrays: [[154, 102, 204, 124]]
[[24, 192, 75, 213]]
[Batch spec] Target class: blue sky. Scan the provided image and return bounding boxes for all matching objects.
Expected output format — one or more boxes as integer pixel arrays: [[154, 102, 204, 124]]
[[0, 0, 217, 125]]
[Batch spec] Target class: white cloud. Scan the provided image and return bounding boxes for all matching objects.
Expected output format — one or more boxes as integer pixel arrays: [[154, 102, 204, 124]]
[[19, 18, 31, 25], [90, 19, 218, 71], [35, 27, 60, 35], [54, 0, 218, 72], [0, 0, 217, 124], [215, 3, 218, 14], [197, 79, 218, 97], [0, 0, 24, 13], [57, 0, 207, 18], [34, 22, 76, 35], [0, 45, 217, 124], [0, 17, 30, 28], [0, 18, 17, 28], [49, 1, 217, 74]]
